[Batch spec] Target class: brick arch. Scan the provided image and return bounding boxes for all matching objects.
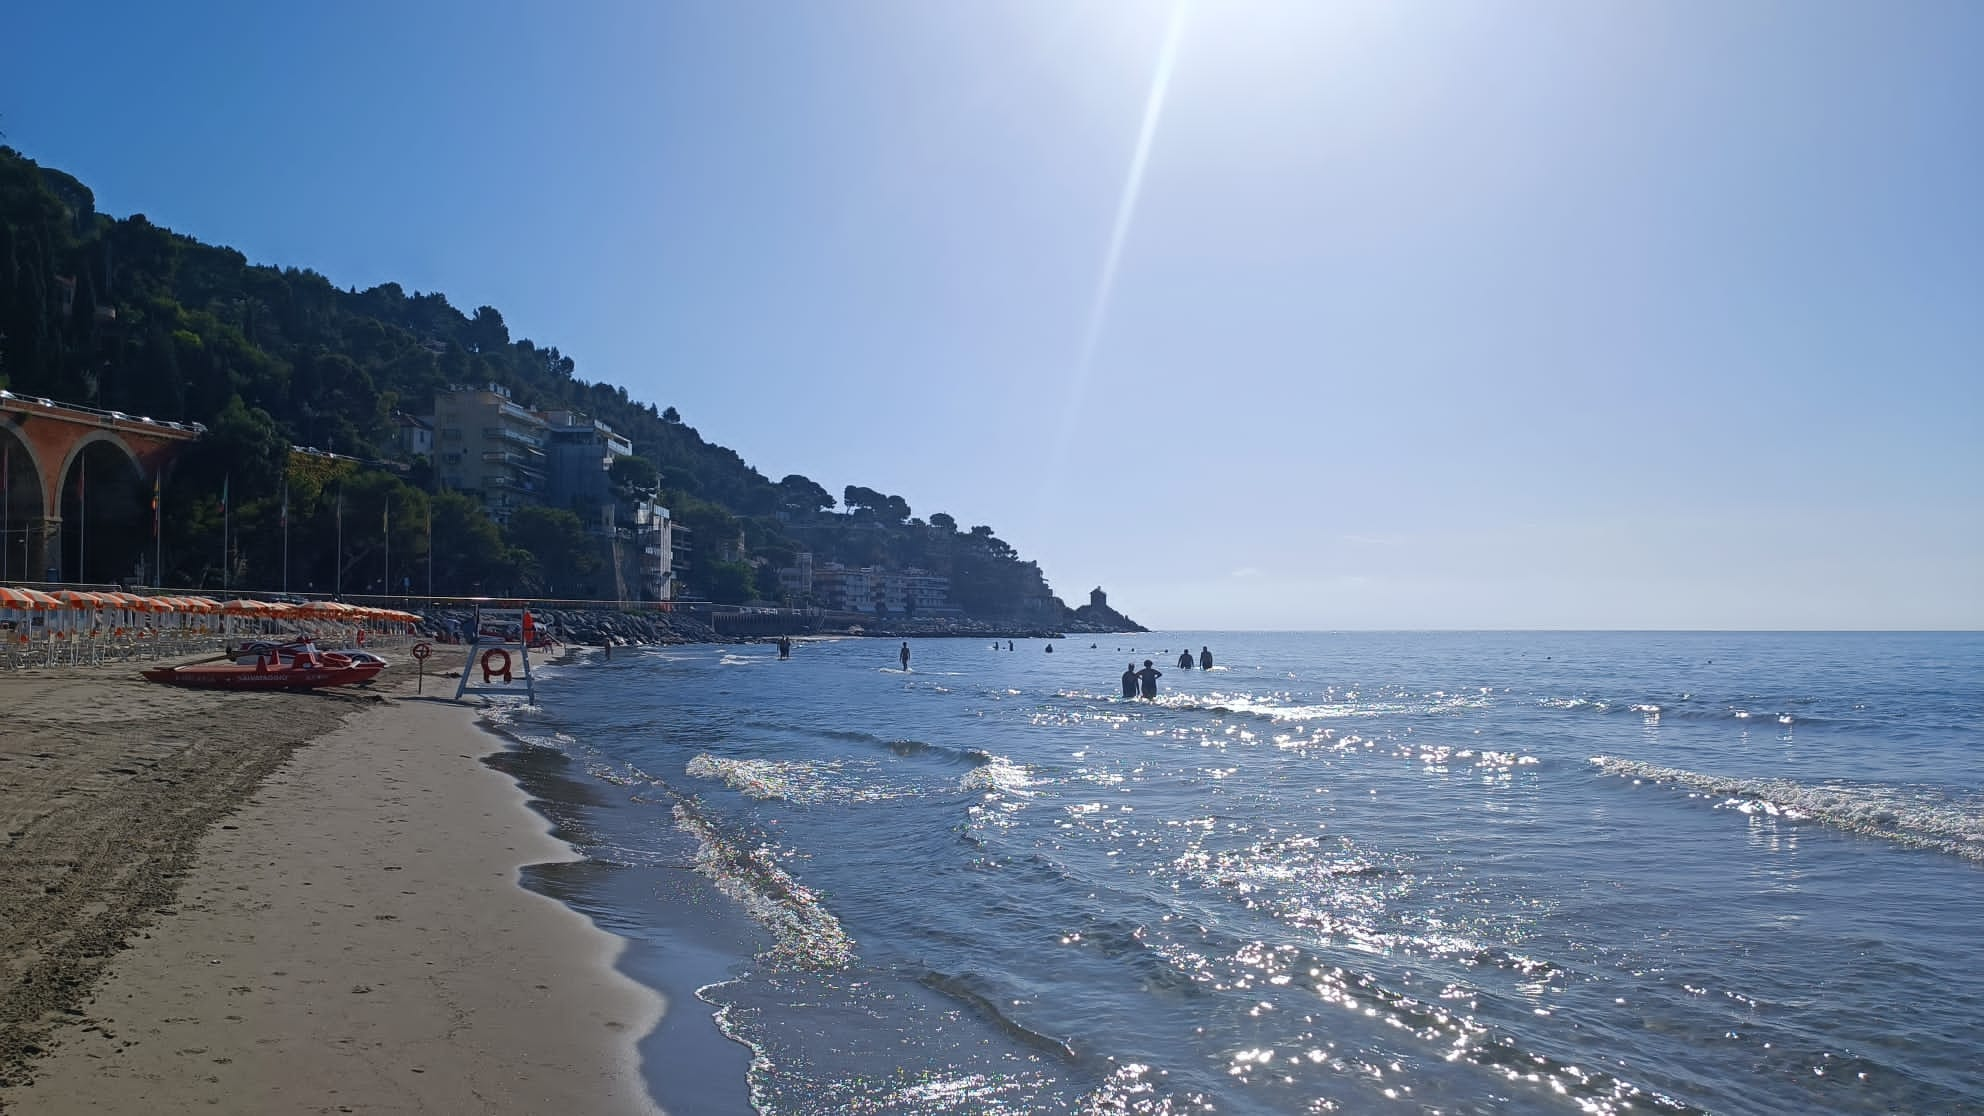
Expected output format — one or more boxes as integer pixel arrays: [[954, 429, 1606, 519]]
[[0, 401, 198, 582], [54, 429, 148, 506], [0, 416, 51, 513]]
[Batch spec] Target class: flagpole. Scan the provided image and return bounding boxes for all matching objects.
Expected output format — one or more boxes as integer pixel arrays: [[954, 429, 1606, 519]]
[[426, 501, 433, 602], [221, 473, 229, 592], [335, 485, 343, 597], [3, 444, 10, 583], [78, 454, 87, 583], [153, 469, 162, 588], [281, 478, 289, 596], [383, 499, 390, 599]]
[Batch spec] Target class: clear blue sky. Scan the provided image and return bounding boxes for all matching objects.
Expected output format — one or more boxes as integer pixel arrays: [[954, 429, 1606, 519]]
[[7, 0, 1979, 628]]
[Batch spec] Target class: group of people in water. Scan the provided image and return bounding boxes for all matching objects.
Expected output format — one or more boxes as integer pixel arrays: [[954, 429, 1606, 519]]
[[883, 639, 1214, 700], [1120, 645, 1212, 699]]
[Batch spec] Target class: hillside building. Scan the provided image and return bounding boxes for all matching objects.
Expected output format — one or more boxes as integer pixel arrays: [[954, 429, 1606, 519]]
[[775, 552, 954, 615], [432, 384, 546, 524], [541, 409, 633, 511]]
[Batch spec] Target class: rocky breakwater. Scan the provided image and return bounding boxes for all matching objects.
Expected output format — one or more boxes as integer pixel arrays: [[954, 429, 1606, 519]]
[[421, 607, 719, 647]]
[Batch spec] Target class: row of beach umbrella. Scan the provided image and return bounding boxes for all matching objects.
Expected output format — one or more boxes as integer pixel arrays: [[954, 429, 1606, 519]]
[[0, 588, 419, 625]]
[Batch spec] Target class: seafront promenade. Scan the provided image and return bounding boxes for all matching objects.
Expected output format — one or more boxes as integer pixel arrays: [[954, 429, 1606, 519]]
[[0, 662, 659, 1115]]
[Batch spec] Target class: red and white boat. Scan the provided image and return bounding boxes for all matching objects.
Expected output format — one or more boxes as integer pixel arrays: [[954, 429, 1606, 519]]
[[143, 647, 386, 691]]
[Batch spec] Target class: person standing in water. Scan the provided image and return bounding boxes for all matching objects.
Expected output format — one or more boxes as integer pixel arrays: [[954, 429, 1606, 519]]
[[899, 642, 911, 671], [1178, 650, 1194, 669], [1121, 663, 1138, 698], [1200, 646, 1213, 670], [1137, 659, 1163, 699]]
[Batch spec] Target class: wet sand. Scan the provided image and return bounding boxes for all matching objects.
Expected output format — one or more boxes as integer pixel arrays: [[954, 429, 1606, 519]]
[[0, 667, 660, 1115]]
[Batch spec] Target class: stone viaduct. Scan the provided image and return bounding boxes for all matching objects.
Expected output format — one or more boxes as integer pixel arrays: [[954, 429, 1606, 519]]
[[0, 391, 201, 582]]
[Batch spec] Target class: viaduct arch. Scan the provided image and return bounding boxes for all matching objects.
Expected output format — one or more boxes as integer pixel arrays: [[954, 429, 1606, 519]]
[[0, 394, 199, 582]]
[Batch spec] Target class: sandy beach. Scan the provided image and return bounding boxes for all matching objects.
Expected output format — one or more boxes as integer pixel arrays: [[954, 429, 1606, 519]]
[[0, 665, 661, 1115]]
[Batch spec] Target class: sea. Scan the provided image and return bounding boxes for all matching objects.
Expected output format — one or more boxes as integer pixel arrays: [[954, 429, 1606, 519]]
[[480, 631, 1984, 1115]]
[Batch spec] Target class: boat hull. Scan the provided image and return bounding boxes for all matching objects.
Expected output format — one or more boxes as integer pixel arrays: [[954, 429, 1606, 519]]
[[143, 660, 386, 691]]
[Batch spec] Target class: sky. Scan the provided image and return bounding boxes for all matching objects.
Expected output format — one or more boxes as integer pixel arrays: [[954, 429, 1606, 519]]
[[6, 0, 1979, 629]]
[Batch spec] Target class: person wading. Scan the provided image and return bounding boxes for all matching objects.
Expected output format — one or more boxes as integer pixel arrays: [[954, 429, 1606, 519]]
[[1137, 660, 1163, 699], [899, 641, 911, 671], [1121, 663, 1138, 699]]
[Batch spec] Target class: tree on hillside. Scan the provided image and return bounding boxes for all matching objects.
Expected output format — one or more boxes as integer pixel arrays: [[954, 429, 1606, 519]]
[[843, 485, 881, 516], [929, 512, 957, 532], [701, 560, 756, 604], [466, 305, 508, 353], [608, 454, 659, 495], [429, 490, 515, 596], [777, 474, 835, 516], [842, 485, 910, 524], [505, 506, 598, 596]]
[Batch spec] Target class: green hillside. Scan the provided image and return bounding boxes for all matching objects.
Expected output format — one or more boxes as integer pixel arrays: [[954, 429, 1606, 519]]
[[0, 146, 1105, 622]]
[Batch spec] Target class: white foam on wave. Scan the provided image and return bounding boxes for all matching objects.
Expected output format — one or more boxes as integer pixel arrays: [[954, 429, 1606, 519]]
[[476, 699, 568, 751], [672, 803, 855, 969], [961, 755, 1035, 797], [1591, 756, 1984, 863], [719, 653, 764, 666], [684, 753, 907, 805], [1150, 691, 1382, 722]]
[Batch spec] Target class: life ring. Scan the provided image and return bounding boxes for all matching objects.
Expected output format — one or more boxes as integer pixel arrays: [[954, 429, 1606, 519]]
[[480, 648, 513, 683]]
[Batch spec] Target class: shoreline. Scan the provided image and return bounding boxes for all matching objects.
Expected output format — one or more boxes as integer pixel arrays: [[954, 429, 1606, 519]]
[[0, 669, 662, 1115], [481, 644, 766, 1114]]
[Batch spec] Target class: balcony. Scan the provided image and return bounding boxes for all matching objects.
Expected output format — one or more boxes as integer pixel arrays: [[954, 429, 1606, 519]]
[[482, 426, 545, 449], [481, 450, 547, 475], [498, 400, 543, 424]]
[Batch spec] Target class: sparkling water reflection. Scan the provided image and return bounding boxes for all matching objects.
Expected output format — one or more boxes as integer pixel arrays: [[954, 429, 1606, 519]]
[[499, 632, 1984, 1115]]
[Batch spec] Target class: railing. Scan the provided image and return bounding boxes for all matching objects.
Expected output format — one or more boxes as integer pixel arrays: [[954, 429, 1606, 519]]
[[481, 427, 546, 449]]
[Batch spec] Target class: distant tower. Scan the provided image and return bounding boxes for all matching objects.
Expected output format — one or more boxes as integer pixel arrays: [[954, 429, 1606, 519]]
[[1090, 586, 1108, 610]]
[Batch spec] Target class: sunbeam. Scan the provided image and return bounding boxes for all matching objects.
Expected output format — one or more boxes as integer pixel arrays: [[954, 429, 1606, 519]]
[[1050, 0, 1190, 483]]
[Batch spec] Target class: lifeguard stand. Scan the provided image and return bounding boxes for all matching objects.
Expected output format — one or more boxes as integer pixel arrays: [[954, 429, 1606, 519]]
[[454, 601, 538, 703]]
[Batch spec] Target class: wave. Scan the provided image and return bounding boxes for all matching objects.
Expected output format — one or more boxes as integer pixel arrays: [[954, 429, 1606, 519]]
[[1145, 691, 1387, 723], [671, 801, 855, 969], [686, 753, 917, 805], [916, 970, 1078, 1059], [1132, 898, 1698, 1114], [1590, 757, 1984, 863], [1542, 695, 1835, 728], [738, 719, 992, 767], [960, 755, 1034, 796], [1071, 1061, 1210, 1114]]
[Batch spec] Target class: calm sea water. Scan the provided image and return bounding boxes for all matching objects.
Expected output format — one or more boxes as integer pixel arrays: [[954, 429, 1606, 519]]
[[488, 632, 1984, 1115]]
